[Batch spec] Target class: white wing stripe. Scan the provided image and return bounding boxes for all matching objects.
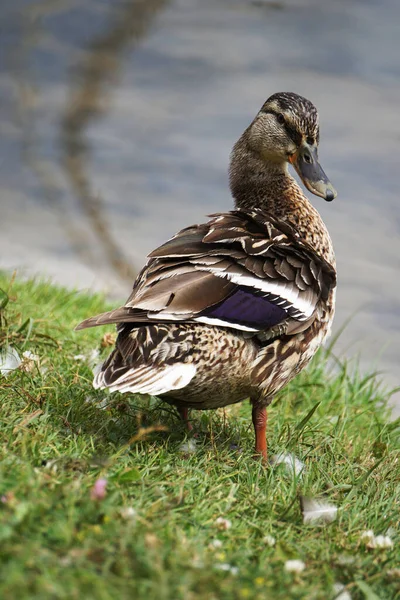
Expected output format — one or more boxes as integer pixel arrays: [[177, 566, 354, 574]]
[[195, 316, 259, 331], [203, 269, 316, 318]]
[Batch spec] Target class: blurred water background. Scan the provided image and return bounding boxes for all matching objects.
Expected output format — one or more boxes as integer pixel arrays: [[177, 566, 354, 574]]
[[1, 0, 399, 412]]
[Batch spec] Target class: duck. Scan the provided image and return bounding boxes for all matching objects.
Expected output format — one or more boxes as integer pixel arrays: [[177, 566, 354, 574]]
[[76, 92, 337, 461]]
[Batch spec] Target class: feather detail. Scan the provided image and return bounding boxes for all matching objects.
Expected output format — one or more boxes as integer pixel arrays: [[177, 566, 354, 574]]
[[204, 289, 287, 329], [75, 307, 135, 330], [300, 496, 338, 525], [76, 209, 335, 336], [94, 362, 197, 396]]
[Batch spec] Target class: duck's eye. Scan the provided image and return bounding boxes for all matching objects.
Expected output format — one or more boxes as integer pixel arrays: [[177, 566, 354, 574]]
[[276, 113, 285, 125], [306, 136, 314, 145]]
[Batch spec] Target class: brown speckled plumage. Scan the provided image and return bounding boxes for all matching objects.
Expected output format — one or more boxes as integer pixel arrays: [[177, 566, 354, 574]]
[[76, 92, 338, 460]]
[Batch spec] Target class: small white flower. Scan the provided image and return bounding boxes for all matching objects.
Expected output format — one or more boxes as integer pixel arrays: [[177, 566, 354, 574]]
[[262, 534, 276, 547], [73, 354, 86, 361], [369, 535, 393, 549], [215, 517, 232, 530], [209, 539, 223, 549], [22, 350, 39, 362], [284, 559, 306, 574], [216, 563, 232, 571], [301, 496, 338, 525], [215, 563, 238, 575], [271, 452, 305, 477], [333, 582, 352, 600], [179, 439, 197, 454], [360, 530, 393, 549], [120, 507, 136, 520], [0, 347, 21, 375], [360, 530, 375, 544], [42, 459, 58, 471], [20, 350, 40, 372]]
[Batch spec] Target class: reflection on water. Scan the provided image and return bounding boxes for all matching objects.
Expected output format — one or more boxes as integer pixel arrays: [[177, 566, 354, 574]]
[[61, 0, 169, 282], [0, 0, 399, 411]]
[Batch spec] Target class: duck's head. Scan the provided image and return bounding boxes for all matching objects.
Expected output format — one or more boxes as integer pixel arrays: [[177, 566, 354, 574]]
[[245, 92, 337, 201]]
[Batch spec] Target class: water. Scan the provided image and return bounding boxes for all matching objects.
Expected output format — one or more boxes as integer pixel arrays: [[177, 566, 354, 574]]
[[1, 0, 399, 412]]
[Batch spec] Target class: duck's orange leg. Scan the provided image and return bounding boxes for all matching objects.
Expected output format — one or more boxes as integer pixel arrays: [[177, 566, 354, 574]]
[[177, 406, 193, 432], [251, 403, 268, 462]]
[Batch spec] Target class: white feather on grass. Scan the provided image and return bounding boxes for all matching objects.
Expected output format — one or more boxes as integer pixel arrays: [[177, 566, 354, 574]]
[[0, 347, 21, 376], [284, 559, 305, 574], [300, 496, 338, 524], [179, 439, 197, 454], [215, 517, 232, 531], [270, 452, 305, 477], [262, 534, 276, 547], [332, 583, 352, 600]]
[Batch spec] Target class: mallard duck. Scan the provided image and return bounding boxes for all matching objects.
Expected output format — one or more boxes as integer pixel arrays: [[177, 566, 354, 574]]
[[76, 92, 337, 460]]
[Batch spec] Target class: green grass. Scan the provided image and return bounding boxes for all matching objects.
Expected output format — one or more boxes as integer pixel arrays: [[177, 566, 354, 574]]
[[0, 272, 399, 600]]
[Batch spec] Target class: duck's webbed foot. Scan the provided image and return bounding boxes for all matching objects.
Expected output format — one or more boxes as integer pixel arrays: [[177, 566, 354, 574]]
[[251, 399, 269, 463]]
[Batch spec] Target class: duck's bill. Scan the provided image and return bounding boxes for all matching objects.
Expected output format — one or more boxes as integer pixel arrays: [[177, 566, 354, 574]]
[[289, 143, 337, 202]]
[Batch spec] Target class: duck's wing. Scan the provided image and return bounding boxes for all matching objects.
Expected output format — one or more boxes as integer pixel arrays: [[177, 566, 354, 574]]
[[76, 209, 336, 336]]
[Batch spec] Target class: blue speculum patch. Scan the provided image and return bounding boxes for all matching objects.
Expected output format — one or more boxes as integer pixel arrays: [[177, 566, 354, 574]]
[[205, 288, 287, 329]]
